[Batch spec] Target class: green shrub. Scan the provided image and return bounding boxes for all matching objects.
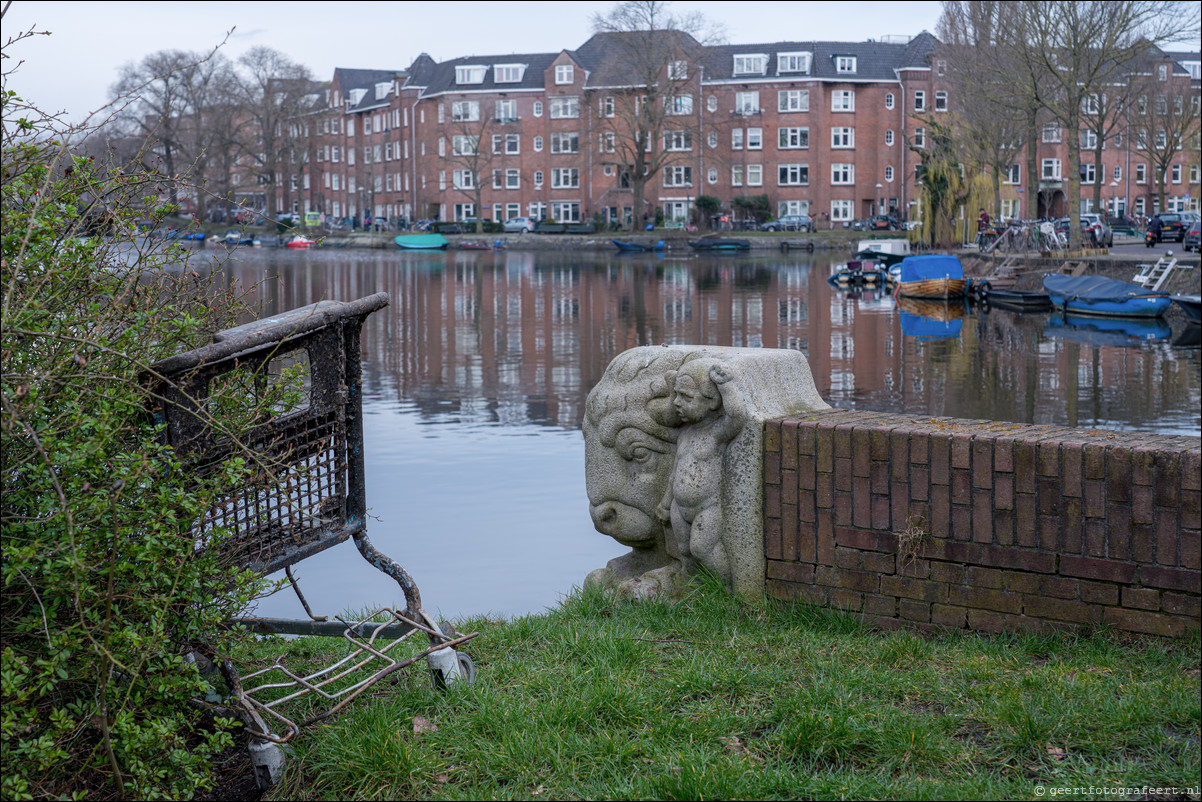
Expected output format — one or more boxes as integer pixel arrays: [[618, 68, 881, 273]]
[[1, 66, 277, 800]]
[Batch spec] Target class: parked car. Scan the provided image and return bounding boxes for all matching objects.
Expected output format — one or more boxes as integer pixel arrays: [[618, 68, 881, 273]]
[[503, 216, 537, 233], [1080, 213, 1114, 248], [1184, 218, 1201, 253], [761, 214, 814, 232], [1157, 213, 1191, 243]]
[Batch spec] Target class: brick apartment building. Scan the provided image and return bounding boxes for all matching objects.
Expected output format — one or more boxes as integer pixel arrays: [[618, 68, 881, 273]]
[[278, 31, 1200, 231]]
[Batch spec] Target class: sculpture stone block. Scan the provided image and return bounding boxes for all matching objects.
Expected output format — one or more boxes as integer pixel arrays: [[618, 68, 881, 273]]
[[583, 345, 829, 600]]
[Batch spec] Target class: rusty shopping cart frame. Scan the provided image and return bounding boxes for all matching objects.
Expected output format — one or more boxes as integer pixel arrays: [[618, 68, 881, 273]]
[[145, 292, 475, 778]]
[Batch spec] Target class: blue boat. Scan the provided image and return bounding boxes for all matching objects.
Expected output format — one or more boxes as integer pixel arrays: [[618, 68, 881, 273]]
[[613, 239, 664, 252], [1043, 275, 1171, 318]]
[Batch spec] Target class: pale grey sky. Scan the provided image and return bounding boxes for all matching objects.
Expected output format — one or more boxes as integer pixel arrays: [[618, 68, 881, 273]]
[[5, 0, 945, 123]]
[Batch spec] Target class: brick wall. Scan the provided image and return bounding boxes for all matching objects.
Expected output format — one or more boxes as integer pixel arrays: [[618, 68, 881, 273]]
[[763, 409, 1201, 637]]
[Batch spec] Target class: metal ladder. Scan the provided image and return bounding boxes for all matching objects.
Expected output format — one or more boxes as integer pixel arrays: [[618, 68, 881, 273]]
[[1132, 255, 1187, 292]]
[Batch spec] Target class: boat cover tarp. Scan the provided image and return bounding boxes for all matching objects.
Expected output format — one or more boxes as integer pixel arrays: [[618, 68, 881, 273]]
[[898, 254, 964, 283], [1043, 274, 1168, 304]]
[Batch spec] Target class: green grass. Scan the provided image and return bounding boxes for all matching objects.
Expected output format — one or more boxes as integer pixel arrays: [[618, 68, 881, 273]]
[[235, 578, 1200, 801]]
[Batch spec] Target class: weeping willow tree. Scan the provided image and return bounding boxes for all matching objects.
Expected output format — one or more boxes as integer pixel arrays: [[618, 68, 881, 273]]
[[911, 119, 970, 249]]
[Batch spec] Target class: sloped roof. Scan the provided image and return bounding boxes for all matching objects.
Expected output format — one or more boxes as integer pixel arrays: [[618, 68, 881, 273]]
[[416, 52, 562, 95], [702, 39, 917, 82]]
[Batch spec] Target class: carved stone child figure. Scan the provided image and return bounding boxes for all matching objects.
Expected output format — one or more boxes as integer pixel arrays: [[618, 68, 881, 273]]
[[655, 359, 742, 586]]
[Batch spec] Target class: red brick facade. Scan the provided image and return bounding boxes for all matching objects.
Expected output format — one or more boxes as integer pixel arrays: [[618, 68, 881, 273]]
[[277, 35, 1200, 229], [764, 409, 1201, 637]]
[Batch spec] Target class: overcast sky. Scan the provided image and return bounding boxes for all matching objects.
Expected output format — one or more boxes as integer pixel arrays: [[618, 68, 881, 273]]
[[5, 0, 945, 124]]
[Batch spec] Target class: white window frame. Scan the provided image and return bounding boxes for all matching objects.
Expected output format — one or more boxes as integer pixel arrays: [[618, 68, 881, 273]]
[[733, 54, 768, 76], [777, 51, 812, 74], [735, 91, 760, 116], [746, 128, 762, 150], [495, 99, 517, 123], [831, 163, 854, 185], [935, 91, 948, 112], [555, 64, 574, 85], [550, 97, 579, 119], [831, 127, 854, 149], [885, 92, 895, 110], [494, 63, 526, 83], [1041, 158, 1062, 180], [663, 165, 693, 187], [778, 127, 809, 149], [551, 167, 579, 189], [746, 164, 762, 186], [836, 56, 857, 74], [455, 65, 486, 85], [451, 100, 479, 122], [550, 132, 579, 154], [831, 200, 853, 221], [778, 89, 809, 113], [778, 163, 809, 186], [668, 60, 688, 80], [831, 90, 855, 112], [914, 90, 926, 112]]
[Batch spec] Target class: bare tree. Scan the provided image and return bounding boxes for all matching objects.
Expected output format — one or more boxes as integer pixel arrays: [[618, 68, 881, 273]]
[[234, 46, 314, 220], [589, 0, 723, 231], [441, 99, 503, 234], [110, 50, 209, 207], [1015, 0, 1199, 236]]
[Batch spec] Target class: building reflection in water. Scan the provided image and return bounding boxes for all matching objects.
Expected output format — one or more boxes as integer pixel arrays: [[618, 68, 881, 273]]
[[222, 248, 1200, 437]]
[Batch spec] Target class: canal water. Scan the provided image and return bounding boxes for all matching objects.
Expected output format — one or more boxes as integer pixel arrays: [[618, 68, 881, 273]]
[[200, 246, 1201, 622]]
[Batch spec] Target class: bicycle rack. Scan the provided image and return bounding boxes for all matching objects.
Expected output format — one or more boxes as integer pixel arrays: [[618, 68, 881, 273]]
[[146, 293, 476, 789]]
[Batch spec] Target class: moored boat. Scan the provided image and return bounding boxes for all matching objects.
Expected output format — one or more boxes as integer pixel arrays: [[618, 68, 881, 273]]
[[687, 236, 751, 251], [613, 239, 665, 252], [1042, 274, 1171, 318], [827, 259, 889, 288], [977, 283, 1052, 312], [458, 239, 505, 250], [1170, 294, 1201, 323], [854, 237, 911, 268], [894, 254, 968, 299], [285, 235, 315, 249], [394, 233, 449, 250]]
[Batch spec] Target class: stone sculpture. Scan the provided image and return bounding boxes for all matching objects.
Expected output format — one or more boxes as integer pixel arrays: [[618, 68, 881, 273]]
[[583, 345, 829, 600]]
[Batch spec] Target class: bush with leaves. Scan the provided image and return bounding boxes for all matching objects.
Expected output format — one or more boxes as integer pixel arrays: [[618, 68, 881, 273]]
[[1, 33, 283, 802]]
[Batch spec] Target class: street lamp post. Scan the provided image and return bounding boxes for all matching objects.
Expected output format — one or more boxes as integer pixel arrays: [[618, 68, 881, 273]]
[[876, 183, 883, 217]]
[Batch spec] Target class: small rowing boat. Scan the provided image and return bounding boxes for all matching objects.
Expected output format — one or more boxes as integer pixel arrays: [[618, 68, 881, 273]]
[[394, 233, 449, 250]]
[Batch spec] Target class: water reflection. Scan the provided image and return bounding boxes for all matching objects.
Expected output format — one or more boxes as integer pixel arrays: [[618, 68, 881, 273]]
[[203, 247, 1200, 619]]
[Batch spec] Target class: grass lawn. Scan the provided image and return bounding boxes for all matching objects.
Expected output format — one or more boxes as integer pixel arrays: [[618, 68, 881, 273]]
[[240, 579, 1200, 801]]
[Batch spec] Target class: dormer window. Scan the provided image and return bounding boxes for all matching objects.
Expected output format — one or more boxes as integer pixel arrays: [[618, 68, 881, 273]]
[[733, 54, 768, 76], [374, 82, 391, 101], [555, 64, 574, 84], [494, 63, 526, 83], [456, 65, 487, 85], [347, 88, 367, 106], [836, 56, 857, 74], [777, 52, 811, 74]]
